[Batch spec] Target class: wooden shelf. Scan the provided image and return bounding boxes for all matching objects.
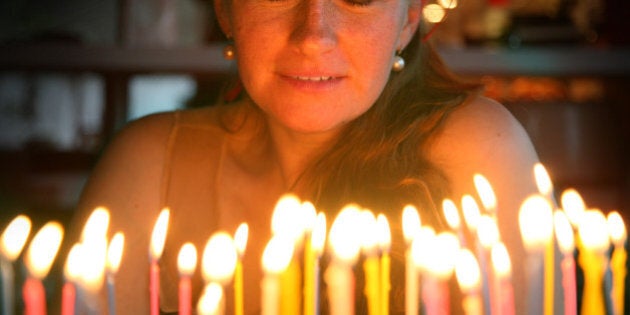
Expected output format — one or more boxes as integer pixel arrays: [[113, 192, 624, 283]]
[[1, 43, 629, 76]]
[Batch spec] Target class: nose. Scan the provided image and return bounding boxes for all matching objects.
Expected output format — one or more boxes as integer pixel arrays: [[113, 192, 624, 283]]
[[291, 0, 337, 55]]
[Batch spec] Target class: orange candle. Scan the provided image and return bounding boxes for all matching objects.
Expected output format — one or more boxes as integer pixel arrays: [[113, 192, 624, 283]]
[[178, 243, 197, 315], [149, 209, 171, 315]]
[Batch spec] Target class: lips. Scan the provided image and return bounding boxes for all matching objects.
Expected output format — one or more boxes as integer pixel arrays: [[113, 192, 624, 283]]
[[292, 76, 334, 81]]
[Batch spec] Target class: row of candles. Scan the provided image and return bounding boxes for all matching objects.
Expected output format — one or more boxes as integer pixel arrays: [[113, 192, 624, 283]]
[[0, 162, 627, 315]]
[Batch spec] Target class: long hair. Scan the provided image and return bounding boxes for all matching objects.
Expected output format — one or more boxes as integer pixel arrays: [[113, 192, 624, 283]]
[[296, 30, 482, 227]]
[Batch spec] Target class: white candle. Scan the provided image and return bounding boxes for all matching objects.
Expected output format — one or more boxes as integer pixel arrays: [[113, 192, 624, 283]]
[[455, 248, 483, 315], [309, 212, 327, 315], [402, 205, 421, 315], [106, 232, 124, 315], [261, 236, 294, 315], [0, 215, 31, 315], [198, 282, 225, 315]]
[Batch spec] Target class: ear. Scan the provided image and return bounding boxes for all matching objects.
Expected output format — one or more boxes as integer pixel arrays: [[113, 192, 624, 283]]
[[397, 0, 422, 50], [214, 0, 232, 38]]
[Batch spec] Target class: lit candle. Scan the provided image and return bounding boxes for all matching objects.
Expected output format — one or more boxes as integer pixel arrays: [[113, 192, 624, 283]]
[[455, 248, 483, 315], [201, 232, 237, 286], [359, 210, 380, 315], [377, 214, 391, 315], [560, 188, 586, 228], [606, 211, 626, 315], [533, 163, 555, 315], [477, 214, 500, 315], [473, 173, 498, 216], [0, 214, 31, 315], [234, 223, 249, 315], [198, 282, 225, 315], [149, 208, 170, 315], [422, 232, 459, 315], [519, 195, 553, 315], [23, 221, 64, 315], [577, 210, 609, 315], [462, 195, 490, 314], [261, 236, 294, 315], [106, 232, 124, 315], [301, 202, 317, 315], [402, 204, 421, 315], [310, 212, 327, 315], [411, 226, 436, 314], [442, 199, 466, 246], [78, 208, 110, 313], [326, 205, 362, 315], [490, 243, 515, 315], [177, 242, 197, 315], [554, 210, 577, 315], [62, 244, 82, 315]]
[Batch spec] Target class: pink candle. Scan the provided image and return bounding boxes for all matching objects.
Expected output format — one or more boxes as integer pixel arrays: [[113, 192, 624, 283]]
[[149, 209, 170, 315], [422, 275, 450, 315], [23, 277, 46, 315], [179, 276, 192, 315], [561, 256, 577, 315], [61, 282, 76, 315], [491, 243, 515, 315], [150, 261, 160, 315], [177, 243, 197, 315]]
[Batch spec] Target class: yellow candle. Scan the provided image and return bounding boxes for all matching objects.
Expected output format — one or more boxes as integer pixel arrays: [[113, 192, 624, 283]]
[[377, 214, 391, 315], [301, 202, 317, 315], [533, 163, 556, 315], [359, 210, 380, 315], [578, 210, 609, 315], [262, 236, 295, 315], [234, 223, 249, 315], [402, 205, 421, 315], [607, 211, 627, 315]]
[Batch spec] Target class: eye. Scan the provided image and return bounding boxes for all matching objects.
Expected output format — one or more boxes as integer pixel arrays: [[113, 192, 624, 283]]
[[343, 0, 373, 6]]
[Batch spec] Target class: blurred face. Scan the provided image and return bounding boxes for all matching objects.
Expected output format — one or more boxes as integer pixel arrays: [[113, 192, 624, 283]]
[[217, 0, 420, 134]]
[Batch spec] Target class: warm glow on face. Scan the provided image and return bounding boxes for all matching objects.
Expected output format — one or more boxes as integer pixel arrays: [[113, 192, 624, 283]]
[[474, 174, 497, 213], [533, 163, 553, 197], [477, 215, 500, 249], [423, 4, 446, 23], [234, 223, 249, 257], [402, 204, 421, 244], [262, 236, 294, 274], [81, 207, 110, 242], [64, 243, 83, 282], [578, 210, 609, 253], [271, 194, 305, 242], [328, 204, 362, 264], [376, 214, 391, 252], [25, 221, 64, 280], [455, 248, 481, 292], [607, 211, 626, 247], [149, 208, 170, 261], [442, 199, 461, 230], [106, 232, 125, 274], [425, 232, 459, 279], [178, 242, 198, 277], [491, 242, 512, 278], [359, 210, 379, 255], [519, 195, 554, 251], [560, 188, 586, 227], [553, 210, 575, 255], [411, 226, 436, 271], [438, 0, 458, 8], [462, 195, 481, 232], [197, 282, 224, 315], [311, 212, 327, 256], [202, 232, 238, 285], [0, 214, 31, 261]]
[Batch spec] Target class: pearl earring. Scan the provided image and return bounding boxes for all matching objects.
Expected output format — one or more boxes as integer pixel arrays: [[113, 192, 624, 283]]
[[223, 43, 235, 60], [392, 51, 405, 72]]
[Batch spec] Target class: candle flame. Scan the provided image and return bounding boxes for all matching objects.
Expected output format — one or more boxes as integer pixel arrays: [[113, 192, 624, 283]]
[[149, 208, 170, 261], [607, 211, 626, 247], [491, 242, 512, 278], [455, 248, 481, 291], [461, 195, 481, 232], [271, 194, 305, 242], [376, 214, 391, 252], [178, 242, 198, 277], [202, 231, 237, 285], [519, 194, 554, 251], [262, 235, 294, 274], [0, 214, 31, 261], [197, 282, 225, 315], [80, 235, 107, 292], [81, 207, 110, 242], [553, 210, 575, 255], [442, 198, 461, 230], [423, 3, 446, 23], [438, 0, 458, 9], [411, 226, 436, 271], [106, 232, 125, 274], [533, 163, 554, 197], [302, 201, 318, 232], [474, 174, 497, 213], [328, 204, 362, 264], [560, 188, 586, 227], [578, 210, 609, 253], [311, 212, 327, 256], [359, 210, 379, 255], [234, 223, 249, 257], [25, 221, 64, 279], [477, 215, 500, 249], [425, 232, 459, 279], [402, 204, 421, 244], [64, 243, 83, 282]]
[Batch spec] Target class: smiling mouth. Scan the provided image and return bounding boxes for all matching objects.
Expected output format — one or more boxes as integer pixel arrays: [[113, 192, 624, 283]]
[[292, 76, 335, 82]]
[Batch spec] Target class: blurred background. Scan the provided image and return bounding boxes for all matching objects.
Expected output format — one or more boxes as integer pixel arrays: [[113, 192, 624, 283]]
[[0, 0, 628, 228]]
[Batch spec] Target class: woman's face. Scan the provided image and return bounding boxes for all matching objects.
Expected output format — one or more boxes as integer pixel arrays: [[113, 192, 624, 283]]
[[218, 0, 420, 134]]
